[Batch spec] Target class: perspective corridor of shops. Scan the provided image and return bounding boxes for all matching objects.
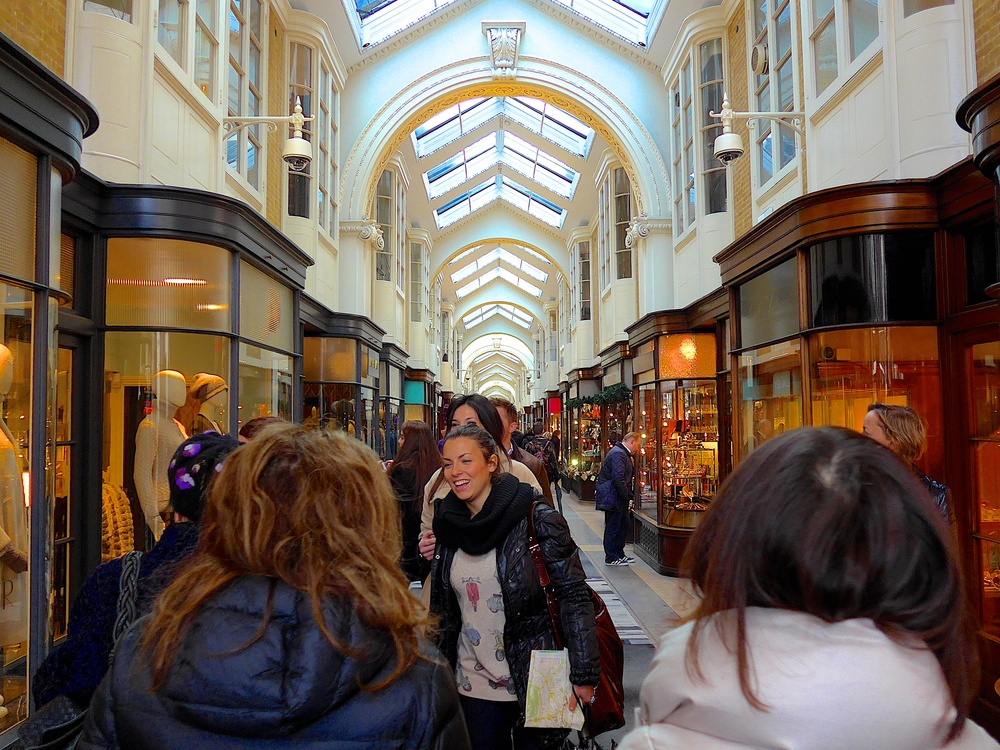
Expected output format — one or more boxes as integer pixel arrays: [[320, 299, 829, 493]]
[[4, 0, 1000, 743]]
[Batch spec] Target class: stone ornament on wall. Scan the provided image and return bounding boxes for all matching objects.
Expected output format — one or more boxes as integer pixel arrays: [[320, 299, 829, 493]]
[[483, 22, 525, 79], [625, 215, 650, 248], [342, 219, 385, 250]]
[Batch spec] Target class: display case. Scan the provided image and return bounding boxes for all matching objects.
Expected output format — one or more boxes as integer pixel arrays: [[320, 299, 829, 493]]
[[578, 403, 602, 475]]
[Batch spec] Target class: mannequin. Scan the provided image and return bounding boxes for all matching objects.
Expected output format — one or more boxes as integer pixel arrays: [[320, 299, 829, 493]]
[[0, 344, 28, 663], [190, 374, 228, 435], [133, 370, 187, 540], [175, 373, 228, 436]]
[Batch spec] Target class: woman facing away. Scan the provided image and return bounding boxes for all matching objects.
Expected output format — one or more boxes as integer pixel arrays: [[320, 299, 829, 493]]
[[427, 424, 599, 750], [33, 431, 241, 709], [619, 427, 997, 750], [388, 420, 441, 582], [79, 424, 470, 750], [864, 402, 950, 521]]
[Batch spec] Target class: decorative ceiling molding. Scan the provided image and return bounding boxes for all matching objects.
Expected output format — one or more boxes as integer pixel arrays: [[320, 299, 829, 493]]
[[347, 0, 486, 75], [482, 22, 525, 79], [517, 0, 658, 72]]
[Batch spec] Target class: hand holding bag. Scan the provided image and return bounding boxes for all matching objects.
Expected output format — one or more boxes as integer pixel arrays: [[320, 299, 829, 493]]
[[526, 502, 626, 739]]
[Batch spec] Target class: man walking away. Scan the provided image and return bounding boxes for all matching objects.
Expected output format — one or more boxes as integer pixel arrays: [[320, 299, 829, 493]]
[[595, 432, 641, 566], [526, 423, 562, 513]]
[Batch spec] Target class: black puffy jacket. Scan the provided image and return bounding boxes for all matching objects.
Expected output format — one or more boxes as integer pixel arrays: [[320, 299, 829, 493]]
[[429, 496, 600, 749], [79, 575, 469, 750]]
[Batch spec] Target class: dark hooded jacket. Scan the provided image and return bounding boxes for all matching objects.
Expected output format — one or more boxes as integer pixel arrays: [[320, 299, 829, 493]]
[[78, 575, 469, 750], [429, 474, 599, 749]]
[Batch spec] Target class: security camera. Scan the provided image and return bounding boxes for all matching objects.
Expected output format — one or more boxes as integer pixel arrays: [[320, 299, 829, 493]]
[[283, 135, 312, 172], [714, 131, 745, 166]]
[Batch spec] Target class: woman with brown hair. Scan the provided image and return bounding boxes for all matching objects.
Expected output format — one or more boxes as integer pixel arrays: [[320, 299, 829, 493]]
[[620, 427, 996, 750], [79, 424, 469, 750], [388, 420, 441, 582], [864, 402, 950, 521]]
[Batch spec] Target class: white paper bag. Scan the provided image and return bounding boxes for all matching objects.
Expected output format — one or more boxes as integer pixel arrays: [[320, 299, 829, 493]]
[[524, 649, 585, 730]]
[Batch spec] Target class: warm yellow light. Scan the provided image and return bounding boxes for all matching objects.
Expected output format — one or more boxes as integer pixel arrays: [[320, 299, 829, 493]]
[[164, 277, 208, 285], [679, 337, 697, 361]]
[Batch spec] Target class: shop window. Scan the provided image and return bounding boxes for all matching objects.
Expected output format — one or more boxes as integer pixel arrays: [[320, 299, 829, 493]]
[[965, 223, 999, 307], [809, 326, 942, 473], [598, 178, 610, 291], [84, 0, 133, 22], [194, 0, 218, 99], [103, 330, 231, 544], [287, 43, 313, 218], [549, 311, 558, 362], [810, 0, 880, 98], [239, 260, 293, 351], [579, 241, 591, 321], [375, 171, 394, 282], [156, 0, 221, 104], [738, 257, 798, 348], [226, 0, 263, 189], [58, 234, 76, 307], [699, 38, 727, 215], [158, 0, 184, 66], [106, 238, 231, 332], [614, 168, 632, 280], [670, 60, 694, 233], [752, 0, 798, 186], [52, 347, 74, 641], [808, 232, 936, 326], [410, 242, 423, 322], [238, 343, 292, 431], [317, 63, 339, 234], [738, 339, 802, 457], [0, 139, 38, 281]]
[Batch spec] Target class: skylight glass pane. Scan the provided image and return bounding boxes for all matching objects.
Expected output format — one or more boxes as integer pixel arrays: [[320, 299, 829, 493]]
[[425, 133, 498, 199], [414, 98, 592, 159], [545, 0, 648, 45], [435, 178, 499, 229], [518, 246, 551, 264], [360, 0, 462, 47], [499, 177, 566, 228], [451, 261, 480, 284], [449, 246, 480, 265]]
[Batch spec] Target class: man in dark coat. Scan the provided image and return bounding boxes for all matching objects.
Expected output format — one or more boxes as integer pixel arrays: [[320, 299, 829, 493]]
[[595, 432, 641, 565]]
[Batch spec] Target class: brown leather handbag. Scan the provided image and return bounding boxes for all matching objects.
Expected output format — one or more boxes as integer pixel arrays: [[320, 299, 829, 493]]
[[527, 502, 626, 738]]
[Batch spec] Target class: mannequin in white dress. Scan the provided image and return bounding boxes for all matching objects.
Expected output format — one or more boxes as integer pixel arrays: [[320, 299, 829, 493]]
[[133, 370, 187, 540], [0, 344, 28, 665]]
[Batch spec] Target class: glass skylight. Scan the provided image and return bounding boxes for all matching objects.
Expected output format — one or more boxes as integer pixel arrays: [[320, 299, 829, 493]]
[[455, 267, 543, 299], [546, 0, 650, 46], [517, 245, 551, 265], [448, 246, 481, 265], [356, 0, 460, 47], [414, 97, 593, 159], [424, 132, 578, 201], [463, 303, 535, 330], [450, 248, 548, 285], [434, 175, 567, 229]]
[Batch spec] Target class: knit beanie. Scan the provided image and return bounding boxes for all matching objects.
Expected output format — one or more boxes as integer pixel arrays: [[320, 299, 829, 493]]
[[167, 431, 240, 522]]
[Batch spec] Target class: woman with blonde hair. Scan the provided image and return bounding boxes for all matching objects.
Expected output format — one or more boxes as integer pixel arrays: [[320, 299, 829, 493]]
[[863, 402, 949, 520], [80, 424, 469, 750]]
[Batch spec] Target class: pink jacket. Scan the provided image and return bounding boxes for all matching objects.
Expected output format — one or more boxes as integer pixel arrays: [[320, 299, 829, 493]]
[[619, 608, 999, 750]]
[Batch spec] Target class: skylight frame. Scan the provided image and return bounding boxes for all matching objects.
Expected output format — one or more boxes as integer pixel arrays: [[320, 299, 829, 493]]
[[434, 175, 567, 230], [545, 0, 650, 46], [450, 248, 548, 285], [357, 0, 462, 47], [463, 303, 534, 331], [454, 266, 543, 300], [413, 97, 594, 159]]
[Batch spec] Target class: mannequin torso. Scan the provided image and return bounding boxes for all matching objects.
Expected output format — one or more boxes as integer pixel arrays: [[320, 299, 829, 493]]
[[134, 371, 188, 540]]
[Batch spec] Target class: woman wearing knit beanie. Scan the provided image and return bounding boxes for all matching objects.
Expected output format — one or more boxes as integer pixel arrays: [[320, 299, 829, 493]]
[[31, 431, 240, 709]]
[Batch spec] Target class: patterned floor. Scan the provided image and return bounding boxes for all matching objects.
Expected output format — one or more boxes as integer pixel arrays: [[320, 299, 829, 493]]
[[586, 578, 654, 646]]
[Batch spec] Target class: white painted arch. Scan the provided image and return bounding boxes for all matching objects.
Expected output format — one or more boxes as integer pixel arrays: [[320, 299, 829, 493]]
[[341, 57, 671, 223]]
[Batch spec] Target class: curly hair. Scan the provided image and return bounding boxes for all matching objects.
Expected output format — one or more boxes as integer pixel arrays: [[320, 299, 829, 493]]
[[866, 402, 927, 463], [143, 424, 433, 692]]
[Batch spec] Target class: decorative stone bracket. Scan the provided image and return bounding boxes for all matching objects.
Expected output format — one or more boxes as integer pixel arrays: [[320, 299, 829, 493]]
[[482, 22, 525, 79], [342, 219, 385, 250], [625, 215, 671, 247]]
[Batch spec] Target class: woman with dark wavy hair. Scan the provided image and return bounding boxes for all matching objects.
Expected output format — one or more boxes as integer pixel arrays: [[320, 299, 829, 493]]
[[80, 425, 469, 750], [389, 420, 441, 582], [620, 427, 996, 750]]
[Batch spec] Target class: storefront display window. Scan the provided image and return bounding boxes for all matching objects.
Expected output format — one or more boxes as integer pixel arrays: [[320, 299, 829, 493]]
[[303, 338, 379, 452], [968, 341, 1000, 637], [739, 258, 798, 348], [635, 384, 658, 515], [809, 326, 942, 475], [577, 403, 601, 475], [238, 343, 292, 429], [738, 339, 802, 456], [103, 331, 231, 546], [0, 284, 34, 731], [52, 348, 73, 641]]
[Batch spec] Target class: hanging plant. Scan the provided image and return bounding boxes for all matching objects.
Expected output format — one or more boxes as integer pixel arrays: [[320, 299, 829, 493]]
[[593, 383, 632, 406]]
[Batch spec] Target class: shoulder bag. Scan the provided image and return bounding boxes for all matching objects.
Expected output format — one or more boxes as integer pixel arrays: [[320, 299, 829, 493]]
[[16, 550, 143, 750], [526, 502, 625, 739]]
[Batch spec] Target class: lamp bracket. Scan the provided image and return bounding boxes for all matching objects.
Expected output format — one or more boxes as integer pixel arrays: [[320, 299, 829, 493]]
[[709, 92, 806, 138], [221, 97, 314, 138]]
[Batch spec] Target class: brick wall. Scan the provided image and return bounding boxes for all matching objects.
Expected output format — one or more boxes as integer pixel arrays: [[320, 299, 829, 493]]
[[975, 0, 1000, 84], [0, 0, 67, 77], [266, 12, 286, 227], [727, 9, 752, 240]]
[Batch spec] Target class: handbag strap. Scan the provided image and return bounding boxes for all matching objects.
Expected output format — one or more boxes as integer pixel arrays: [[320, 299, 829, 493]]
[[110, 550, 143, 656], [526, 501, 565, 650]]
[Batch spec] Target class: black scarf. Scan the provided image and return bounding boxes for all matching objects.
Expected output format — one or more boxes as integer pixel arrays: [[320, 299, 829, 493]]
[[434, 473, 537, 555]]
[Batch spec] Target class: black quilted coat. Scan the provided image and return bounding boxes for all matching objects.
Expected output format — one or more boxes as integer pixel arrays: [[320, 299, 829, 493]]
[[78, 575, 470, 750], [429, 484, 600, 749]]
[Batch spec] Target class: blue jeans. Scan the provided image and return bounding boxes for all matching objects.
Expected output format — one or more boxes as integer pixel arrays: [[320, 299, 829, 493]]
[[603, 507, 628, 562], [458, 695, 545, 750]]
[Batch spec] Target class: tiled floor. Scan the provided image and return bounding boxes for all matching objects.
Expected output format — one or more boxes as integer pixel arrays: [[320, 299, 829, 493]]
[[557, 488, 700, 644]]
